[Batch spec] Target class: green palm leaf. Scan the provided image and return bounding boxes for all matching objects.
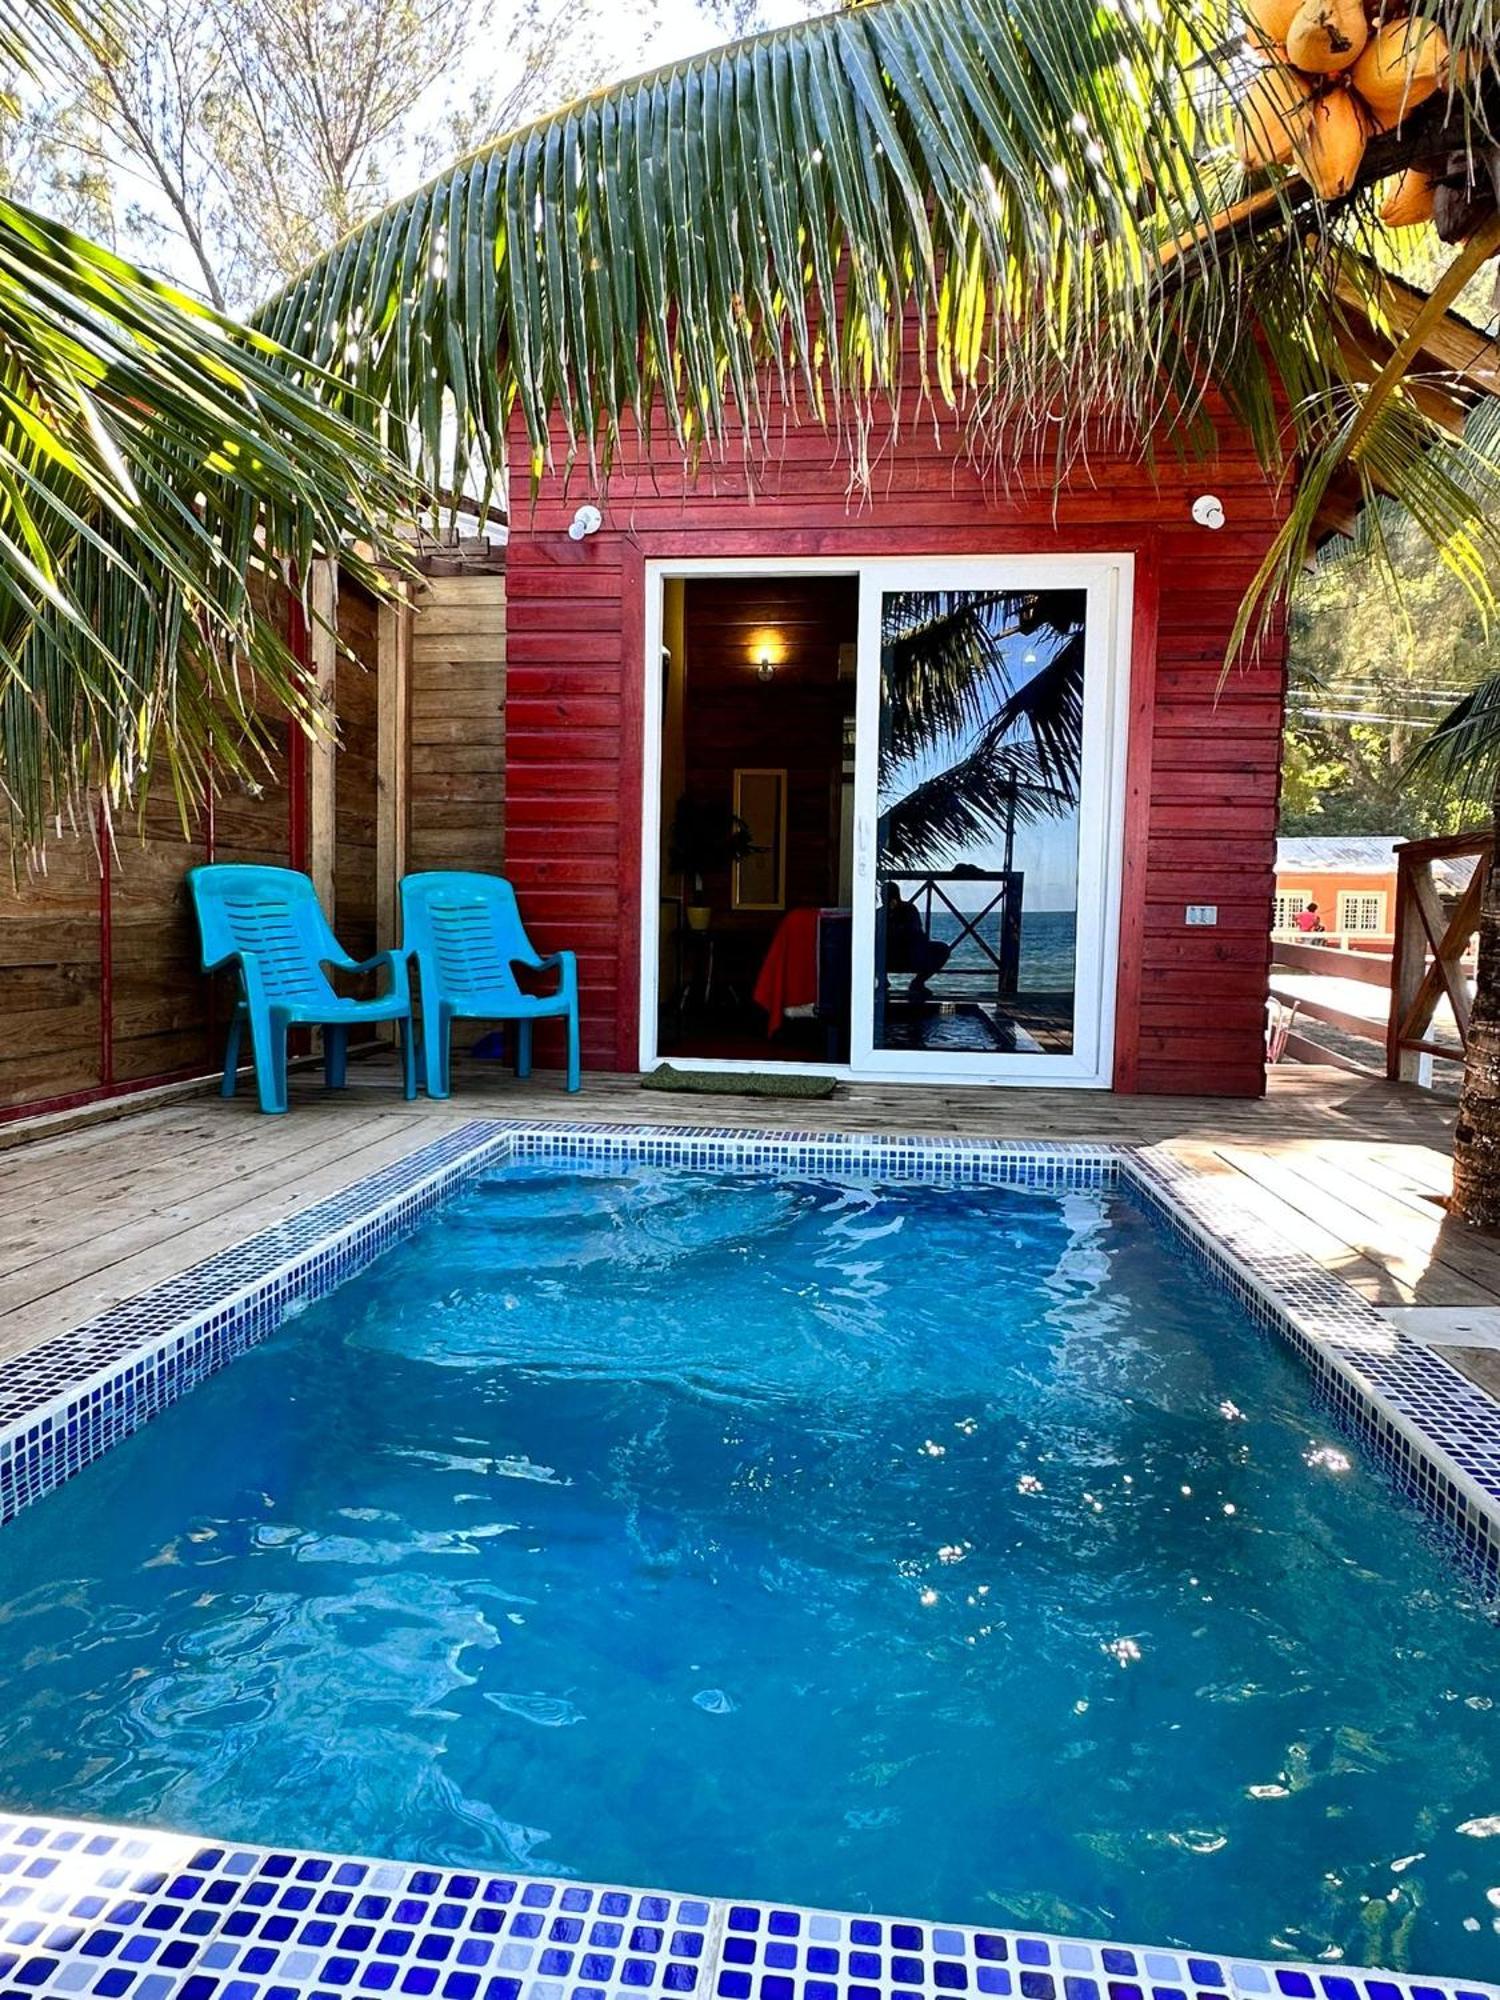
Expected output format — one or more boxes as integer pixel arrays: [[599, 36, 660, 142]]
[[879, 587, 1087, 862], [259, 0, 1253, 509], [256, 0, 1500, 669], [0, 197, 414, 839], [881, 737, 1072, 870], [0, 0, 414, 844]]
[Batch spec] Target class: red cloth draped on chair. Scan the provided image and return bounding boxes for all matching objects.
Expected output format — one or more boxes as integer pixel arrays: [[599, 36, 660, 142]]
[[753, 907, 821, 1035]]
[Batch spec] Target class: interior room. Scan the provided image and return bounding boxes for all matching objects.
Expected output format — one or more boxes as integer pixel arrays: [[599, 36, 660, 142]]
[[656, 574, 859, 1066]]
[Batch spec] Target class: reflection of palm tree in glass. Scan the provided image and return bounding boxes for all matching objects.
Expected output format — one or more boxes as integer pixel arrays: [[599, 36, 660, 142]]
[[879, 590, 1085, 869]]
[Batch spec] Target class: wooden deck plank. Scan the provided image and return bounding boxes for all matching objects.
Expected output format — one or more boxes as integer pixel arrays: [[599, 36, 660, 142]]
[[0, 1113, 370, 1269], [1233, 1141, 1500, 1289], [1195, 1144, 1500, 1307], [1154, 1139, 1415, 1304], [0, 1109, 470, 1360]]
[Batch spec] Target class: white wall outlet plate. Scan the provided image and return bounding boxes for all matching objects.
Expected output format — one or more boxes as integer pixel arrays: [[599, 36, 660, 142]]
[[1185, 904, 1218, 926]]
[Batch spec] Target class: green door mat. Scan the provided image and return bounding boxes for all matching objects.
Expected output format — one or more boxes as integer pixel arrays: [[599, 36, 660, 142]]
[[640, 1064, 838, 1100]]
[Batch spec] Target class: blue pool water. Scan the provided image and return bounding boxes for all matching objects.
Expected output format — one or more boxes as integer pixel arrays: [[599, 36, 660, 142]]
[[3, 1163, 1500, 1979]]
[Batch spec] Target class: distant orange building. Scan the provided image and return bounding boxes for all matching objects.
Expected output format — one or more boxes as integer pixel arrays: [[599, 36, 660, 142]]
[[1273, 838, 1399, 948], [1274, 836, 1479, 952]]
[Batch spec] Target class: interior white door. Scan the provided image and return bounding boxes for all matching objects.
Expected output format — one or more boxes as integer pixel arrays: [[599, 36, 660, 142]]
[[848, 557, 1131, 1087]]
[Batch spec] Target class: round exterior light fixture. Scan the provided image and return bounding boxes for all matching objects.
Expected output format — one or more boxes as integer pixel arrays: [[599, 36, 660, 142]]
[[568, 504, 603, 541], [757, 652, 775, 683], [1191, 494, 1226, 530]]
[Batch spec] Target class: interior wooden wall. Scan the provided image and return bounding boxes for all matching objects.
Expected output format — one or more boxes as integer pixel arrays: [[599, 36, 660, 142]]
[[679, 576, 856, 923], [0, 565, 494, 1120]]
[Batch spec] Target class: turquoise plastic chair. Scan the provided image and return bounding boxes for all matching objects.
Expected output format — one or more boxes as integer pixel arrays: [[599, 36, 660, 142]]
[[400, 871, 580, 1096], [188, 864, 416, 1114]]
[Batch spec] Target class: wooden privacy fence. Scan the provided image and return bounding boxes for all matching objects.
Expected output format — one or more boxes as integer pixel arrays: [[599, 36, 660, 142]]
[[1387, 828, 1491, 1082], [0, 558, 506, 1122]]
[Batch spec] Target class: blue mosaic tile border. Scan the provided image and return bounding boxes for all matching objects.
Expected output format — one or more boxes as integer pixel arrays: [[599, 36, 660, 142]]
[[483, 1121, 1118, 1189], [0, 1122, 517, 1526], [1, 1815, 1497, 2000]]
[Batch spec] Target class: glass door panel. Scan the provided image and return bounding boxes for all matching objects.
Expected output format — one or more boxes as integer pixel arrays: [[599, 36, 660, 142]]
[[850, 560, 1126, 1084]]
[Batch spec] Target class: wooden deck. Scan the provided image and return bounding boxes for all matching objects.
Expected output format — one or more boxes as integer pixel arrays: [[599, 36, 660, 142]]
[[3, 1056, 1499, 1406]]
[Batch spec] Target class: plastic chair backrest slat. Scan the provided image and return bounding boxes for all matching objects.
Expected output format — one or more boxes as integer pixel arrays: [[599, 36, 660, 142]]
[[400, 873, 540, 1004], [188, 865, 341, 1007]]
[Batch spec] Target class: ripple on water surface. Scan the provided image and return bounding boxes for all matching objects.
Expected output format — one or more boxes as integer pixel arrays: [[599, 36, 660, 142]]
[[1, 1163, 1499, 1980]]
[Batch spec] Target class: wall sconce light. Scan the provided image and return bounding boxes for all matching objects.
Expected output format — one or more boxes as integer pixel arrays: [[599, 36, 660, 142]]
[[567, 503, 603, 541], [757, 651, 775, 683]]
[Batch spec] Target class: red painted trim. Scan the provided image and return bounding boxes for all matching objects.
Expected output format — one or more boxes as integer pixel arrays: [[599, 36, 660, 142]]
[[97, 798, 114, 1090], [1111, 538, 1161, 1095], [0, 1064, 210, 1126], [616, 541, 646, 1072], [286, 583, 311, 873]]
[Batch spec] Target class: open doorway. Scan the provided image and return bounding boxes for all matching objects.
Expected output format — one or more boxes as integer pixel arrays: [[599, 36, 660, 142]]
[[655, 574, 859, 1066]]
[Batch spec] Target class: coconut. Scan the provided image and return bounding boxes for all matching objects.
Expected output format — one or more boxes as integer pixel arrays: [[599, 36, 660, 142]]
[[1378, 166, 1437, 226], [1292, 86, 1367, 197], [1243, 0, 1302, 51], [1286, 0, 1369, 74], [1351, 16, 1448, 121], [1235, 62, 1318, 169]]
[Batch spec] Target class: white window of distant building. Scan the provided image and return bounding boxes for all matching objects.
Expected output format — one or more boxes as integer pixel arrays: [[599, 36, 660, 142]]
[[1336, 889, 1387, 934], [1272, 891, 1304, 932]]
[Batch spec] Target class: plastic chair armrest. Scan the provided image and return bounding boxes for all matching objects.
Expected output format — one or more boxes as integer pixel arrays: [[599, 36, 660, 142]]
[[535, 950, 578, 994], [350, 949, 412, 1005]]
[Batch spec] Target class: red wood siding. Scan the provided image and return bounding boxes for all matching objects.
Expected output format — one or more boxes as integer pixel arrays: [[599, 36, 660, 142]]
[[505, 406, 1287, 1094]]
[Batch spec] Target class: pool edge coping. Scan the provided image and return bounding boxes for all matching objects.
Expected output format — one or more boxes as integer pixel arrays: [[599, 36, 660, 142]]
[[2, 1116, 1500, 2000]]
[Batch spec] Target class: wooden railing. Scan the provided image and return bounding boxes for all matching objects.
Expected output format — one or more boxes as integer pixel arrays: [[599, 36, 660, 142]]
[[1387, 828, 1491, 1082], [1269, 937, 1392, 1073], [881, 869, 1023, 1000]]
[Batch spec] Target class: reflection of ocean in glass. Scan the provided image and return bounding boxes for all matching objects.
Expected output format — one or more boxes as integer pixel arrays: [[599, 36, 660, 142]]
[[919, 908, 1077, 992]]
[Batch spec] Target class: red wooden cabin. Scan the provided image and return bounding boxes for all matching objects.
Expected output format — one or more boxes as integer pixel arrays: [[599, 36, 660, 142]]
[[503, 402, 1286, 1099]]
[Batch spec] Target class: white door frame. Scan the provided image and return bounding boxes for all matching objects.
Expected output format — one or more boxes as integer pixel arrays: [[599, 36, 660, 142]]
[[638, 553, 1134, 1088]]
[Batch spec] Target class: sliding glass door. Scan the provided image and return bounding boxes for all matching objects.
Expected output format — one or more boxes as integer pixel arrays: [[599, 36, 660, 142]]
[[849, 558, 1130, 1086]]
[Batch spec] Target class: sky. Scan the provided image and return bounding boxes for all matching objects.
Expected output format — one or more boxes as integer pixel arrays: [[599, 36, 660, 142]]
[[590, 0, 814, 75]]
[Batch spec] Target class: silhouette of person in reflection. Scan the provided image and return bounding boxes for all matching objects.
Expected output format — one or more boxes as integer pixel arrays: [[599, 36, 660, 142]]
[[883, 881, 952, 1003]]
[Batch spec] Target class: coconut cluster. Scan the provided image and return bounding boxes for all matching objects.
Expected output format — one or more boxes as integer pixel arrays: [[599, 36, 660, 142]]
[[1233, 0, 1467, 229]]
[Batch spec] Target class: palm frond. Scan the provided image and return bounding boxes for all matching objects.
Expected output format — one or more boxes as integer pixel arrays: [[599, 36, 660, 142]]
[[1407, 674, 1500, 797], [258, 0, 1262, 510], [880, 735, 1072, 870], [880, 592, 1018, 767], [880, 588, 1085, 773], [0, 197, 415, 840]]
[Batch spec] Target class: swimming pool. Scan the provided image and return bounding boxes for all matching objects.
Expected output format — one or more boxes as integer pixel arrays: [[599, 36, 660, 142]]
[[2, 1126, 1500, 2000]]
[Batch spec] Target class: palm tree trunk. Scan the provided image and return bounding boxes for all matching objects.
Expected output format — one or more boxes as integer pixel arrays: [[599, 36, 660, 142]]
[[1450, 779, 1500, 1227]]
